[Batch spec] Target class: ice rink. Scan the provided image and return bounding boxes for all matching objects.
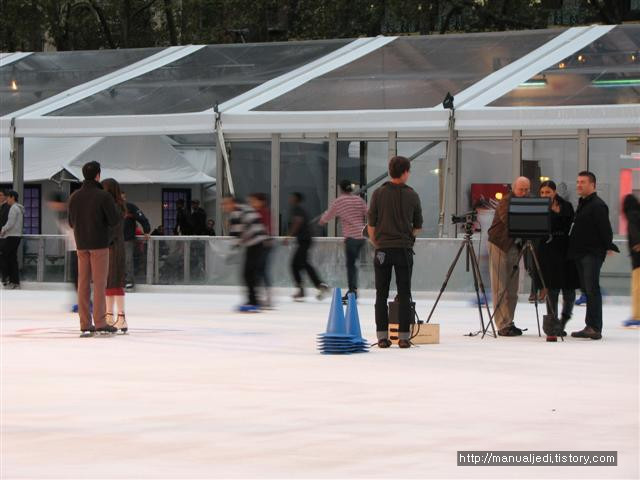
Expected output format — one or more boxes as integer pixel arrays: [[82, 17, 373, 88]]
[[1, 288, 638, 479]]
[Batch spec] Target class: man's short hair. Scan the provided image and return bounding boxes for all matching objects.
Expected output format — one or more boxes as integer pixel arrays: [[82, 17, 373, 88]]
[[7, 190, 19, 202], [388, 156, 411, 179], [578, 170, 597, 185], [82, 161, 101, 181], [290, 192, 304, 203]]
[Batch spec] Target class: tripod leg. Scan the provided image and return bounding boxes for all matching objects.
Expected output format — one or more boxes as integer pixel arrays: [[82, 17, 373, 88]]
[[424, 241, 467, 324], [526, 241, 563, 341], [468, 243, 497, 338]]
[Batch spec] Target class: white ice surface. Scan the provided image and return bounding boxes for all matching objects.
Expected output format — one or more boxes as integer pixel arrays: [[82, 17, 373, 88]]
[[1, 289, 638, 479]]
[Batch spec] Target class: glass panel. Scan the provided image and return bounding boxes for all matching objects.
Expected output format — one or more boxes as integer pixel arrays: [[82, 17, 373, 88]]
[[228, 141, 271, 202], [491, 25, 640, 106], [280, 141, 328, 236], [0, 48, 161, 116], [257, 29, 562, 111], [50, 40, 350, 116], [398, 141, 447, 238], [43, 237, 66, 282], [337, 140, 388, 203], [458, 140, 513, 212], [589, 137, 640, 235], [20, 237, 38, 281], [521, 139, 579, 206]]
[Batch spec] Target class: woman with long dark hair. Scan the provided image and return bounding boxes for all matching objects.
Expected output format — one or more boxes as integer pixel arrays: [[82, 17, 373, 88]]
[[537, 180, 580, 340], [622, 194, 640, 328], [101, 178, 128, 333]]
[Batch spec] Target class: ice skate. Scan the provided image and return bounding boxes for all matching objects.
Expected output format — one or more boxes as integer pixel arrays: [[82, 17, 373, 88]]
[[115, 313, 128, 333], [96, 325, 118, 335], [79, 325, 95, 338], [316, 283, 329, 301]]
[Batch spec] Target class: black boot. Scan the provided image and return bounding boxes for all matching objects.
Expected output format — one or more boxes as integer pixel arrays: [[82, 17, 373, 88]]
[[377, 338, 392, 348], [96, 325, 118, 334], [80, 325, 95, 338]]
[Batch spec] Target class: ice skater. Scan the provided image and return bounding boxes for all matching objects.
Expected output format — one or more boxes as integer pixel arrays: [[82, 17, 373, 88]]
[[68, 161, 121, 336], [248, 193, 274, 309], [222, 195, 268, 312], [102, 179, 128, 333], [622, 194, 640, 328], [285, 192, 328, 301], [319, 180, 368, 304]]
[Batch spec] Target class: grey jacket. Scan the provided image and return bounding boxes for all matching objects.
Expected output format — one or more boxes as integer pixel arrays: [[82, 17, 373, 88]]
[[0, 203, 24, 237]]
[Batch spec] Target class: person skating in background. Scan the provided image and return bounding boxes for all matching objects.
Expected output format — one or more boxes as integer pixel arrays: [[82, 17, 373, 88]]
[[537, 181, 579, 341], [0, 189, 11, 286], [121, 191, 150, 291], [222, 195, 268, 312], [175, 198, 193, 235], [151, 224, 164, 236], [191, 200, 207, 235], [319, 179, 368, 304], [368, 156, 422, 349], [567, 171, 617, 340], [103, 179, 128, 333], [47, 192, 79, 309], [248, 193, 274, 309], [68, 161, 121, 336], [285, 192, 329, 302], [0, 191, 24, 289], [622, 194, 640, 328], [205, 219, 216, 236]]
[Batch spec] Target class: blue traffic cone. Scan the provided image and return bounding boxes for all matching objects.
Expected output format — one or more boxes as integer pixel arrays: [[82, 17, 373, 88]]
[[345, 292, 364, 340], [324, 287, 348, 336]]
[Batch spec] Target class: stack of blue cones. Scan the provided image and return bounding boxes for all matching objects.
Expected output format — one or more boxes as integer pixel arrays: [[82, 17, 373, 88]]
[[317, 288, 369, 354]]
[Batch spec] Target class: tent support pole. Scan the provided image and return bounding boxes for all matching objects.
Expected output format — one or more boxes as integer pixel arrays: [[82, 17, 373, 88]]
[[9, 118, 24, 203]]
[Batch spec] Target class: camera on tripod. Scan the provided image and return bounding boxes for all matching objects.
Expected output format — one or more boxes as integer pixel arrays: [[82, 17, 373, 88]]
[[451, 210, 478, 234]]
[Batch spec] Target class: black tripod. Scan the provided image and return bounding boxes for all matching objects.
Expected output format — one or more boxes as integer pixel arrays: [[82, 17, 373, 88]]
[[484, 239, 560, 340], [424, 222, 497, 339]]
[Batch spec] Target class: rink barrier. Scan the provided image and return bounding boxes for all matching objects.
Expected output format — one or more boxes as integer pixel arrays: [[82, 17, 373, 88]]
[[18, 235, 633, 295]]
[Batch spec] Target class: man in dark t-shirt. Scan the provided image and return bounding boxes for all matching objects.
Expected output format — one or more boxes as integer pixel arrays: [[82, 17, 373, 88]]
[[286, 192, 328, 301], [368, 156, 423, 348]]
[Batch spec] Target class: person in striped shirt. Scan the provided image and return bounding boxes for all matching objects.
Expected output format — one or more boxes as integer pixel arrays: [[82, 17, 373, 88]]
[[319, 180, 368, 303], [222, 195, 268, 312]]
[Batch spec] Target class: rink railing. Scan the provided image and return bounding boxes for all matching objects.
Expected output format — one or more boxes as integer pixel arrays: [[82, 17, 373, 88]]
[[20, 235, 633, 294]]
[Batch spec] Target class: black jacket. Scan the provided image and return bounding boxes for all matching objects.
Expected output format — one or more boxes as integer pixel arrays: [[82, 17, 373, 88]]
[[568, 192, 613, 260], [123, 202, 151, 241], [627, 209, 640, 269], [191, 207, 207, 235], [0, 203, 9, 228], [537, 195, 580, 289], [68, 180, 121, 250]]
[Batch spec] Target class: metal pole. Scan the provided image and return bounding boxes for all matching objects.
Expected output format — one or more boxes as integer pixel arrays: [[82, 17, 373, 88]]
[[327, 133, 338, 236], [9, 118, 24, 203], [438, 110, 455, 238], [271, 134, 280, 235]]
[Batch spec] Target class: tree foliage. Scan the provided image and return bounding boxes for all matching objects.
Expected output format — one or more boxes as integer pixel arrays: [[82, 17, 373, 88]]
[[1, 0, 638, 52]]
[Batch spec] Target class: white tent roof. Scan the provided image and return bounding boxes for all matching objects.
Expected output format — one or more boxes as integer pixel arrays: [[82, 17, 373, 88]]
[[0, 136, 101, 182], [0, 136, 215, 184]]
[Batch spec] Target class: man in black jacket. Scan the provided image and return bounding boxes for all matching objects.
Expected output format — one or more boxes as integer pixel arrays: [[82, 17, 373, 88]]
[[121, 191, 151, 290], [0, 189, 10, 285], [567, 171, 614, 340], [68, 161, 121, 336], [368, 156, 423, 349]]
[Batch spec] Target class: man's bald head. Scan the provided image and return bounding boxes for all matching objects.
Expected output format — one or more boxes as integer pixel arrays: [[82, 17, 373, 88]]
[[512, 177, 530, 198]]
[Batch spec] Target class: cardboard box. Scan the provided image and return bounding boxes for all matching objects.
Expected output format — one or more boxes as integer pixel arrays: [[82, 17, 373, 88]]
[[389, 323, 440, 345]]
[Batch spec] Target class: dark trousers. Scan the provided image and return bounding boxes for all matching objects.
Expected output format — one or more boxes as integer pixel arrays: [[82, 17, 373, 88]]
[[68, 250, 78, 289], [374, 248, 413, 335], [345, 238, 365, 292], [258, 243, 272, 288], [244, 243, 265, 306], [291, 240, 322, 291], [546, 288, 576, 319], [2, 237, 21, 285], [575, 254, 604, 332]]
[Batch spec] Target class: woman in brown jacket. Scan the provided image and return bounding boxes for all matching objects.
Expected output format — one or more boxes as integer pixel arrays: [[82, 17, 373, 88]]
[[102, 178, 128, 333]]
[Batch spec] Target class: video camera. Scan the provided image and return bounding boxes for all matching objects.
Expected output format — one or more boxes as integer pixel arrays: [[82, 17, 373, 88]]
[[451, 210, 477, 225]]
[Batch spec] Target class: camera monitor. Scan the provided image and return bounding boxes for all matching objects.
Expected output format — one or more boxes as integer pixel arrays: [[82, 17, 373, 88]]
[[507, 197, 551, 239]]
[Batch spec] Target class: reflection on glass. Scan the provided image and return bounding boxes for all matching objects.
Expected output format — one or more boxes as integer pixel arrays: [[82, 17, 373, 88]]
[[280, 141, 328, 236], [228, 142, 271, 202], [491, 25, 640, 106], [522, 139, 578, 206], [398, 141, 447, 238], [458, 140, 513, 212], [589, 137, 640, 235]]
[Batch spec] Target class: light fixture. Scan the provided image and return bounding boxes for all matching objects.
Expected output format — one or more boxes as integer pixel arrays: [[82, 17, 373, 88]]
[[558, 62, 566, 69], [431, 168, 440, 175], [10, 80, 18, 91], [540, 176, 550, 182], [592, 78, 640, 88], [495, 192, 503, 200], [577, 54, 586, 63]]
